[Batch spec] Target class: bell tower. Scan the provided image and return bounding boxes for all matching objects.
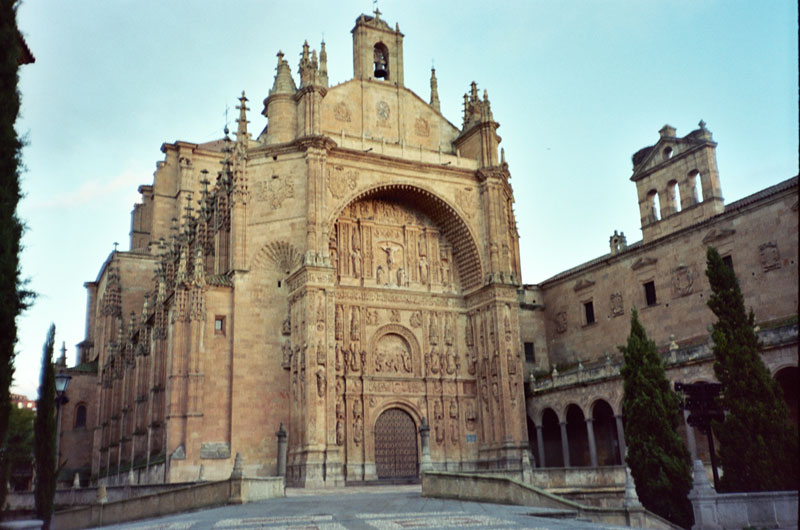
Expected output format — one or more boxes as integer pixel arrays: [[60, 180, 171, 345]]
[[351, 10, 404, 86]]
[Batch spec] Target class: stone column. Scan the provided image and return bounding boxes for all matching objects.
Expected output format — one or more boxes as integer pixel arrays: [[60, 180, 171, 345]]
[[586, 418, 598, 468], [683, 409, 698, 461], [419, 418, 433, 472], [559, 422, 570, 468], [615, 415, 627, 464], [535, 424, 545, 467], [276, 422, 288, 477]]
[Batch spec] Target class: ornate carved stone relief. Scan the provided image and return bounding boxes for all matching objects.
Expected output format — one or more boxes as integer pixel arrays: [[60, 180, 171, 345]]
[[759, 241, 781, 271], [610, 292, 624, 317], [555, 311, 567, 333], [414, 117, 430, 137], [373, 333, 412, 374], [376, 101, 390, 126], [254, 176, 294, 209], [333, 101, 351, 122], [455, 188, 478, 219], [671, 265, 695, 297], [327, 165, 357, 199]]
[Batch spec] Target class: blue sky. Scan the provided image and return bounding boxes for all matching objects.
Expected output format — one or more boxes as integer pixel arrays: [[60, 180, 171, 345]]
[[12, 1, 798, 398]]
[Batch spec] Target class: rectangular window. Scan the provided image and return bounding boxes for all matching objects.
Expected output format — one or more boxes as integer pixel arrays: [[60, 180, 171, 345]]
[[584, 301, 595, 324], [722, 255, 734, 274], [214, 316, 226, 335], [524, 342, 535, 363], [644, 281, 657, 306]]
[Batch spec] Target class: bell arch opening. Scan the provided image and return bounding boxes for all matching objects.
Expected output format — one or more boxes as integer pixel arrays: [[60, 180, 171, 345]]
[[328, 184, 483, 291]]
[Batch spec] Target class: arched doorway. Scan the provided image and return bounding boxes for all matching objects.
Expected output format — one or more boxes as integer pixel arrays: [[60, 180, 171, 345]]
[[775, 366, 798, 426], [374, 408, 418, 479], [592, 400, 621, 465], [566, 404, 590, 467], [541, 408, 563, 467]]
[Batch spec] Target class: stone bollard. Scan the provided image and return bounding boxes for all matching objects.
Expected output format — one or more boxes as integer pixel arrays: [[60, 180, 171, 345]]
[[96, 483, 107, 504], [72, 473, 80, 488], [276, 423, 287, 477], [419, 418, 433, 473], [229, 453, 244, 504], [198, 464, 205, 482]]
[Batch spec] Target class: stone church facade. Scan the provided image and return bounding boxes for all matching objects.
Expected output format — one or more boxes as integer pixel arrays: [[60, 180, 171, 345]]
[[60, 12, 797, 489]]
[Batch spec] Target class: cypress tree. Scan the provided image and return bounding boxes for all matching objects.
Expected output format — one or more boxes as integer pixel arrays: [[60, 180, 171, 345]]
[[34, 324, 57, 530], [705, 246, 798, 492], [620, 309, 693, 528], [1, 0, 34, 509]]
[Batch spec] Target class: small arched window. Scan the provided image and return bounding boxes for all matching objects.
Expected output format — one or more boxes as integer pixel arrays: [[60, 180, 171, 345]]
[[74, 403, 87, 429], [687, 170, 702, 204], [373, 42, 389, 79], [647, 189, 660, 222], [668, 179, 681, 213], [662, 146, 673, 160]]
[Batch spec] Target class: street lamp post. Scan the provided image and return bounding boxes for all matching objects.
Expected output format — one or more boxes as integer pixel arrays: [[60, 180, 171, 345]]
[[54, 369, 72, 479], [675, 381, 724, 490]]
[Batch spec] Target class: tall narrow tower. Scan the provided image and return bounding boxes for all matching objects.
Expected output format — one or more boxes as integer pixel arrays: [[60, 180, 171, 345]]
[[351, 10, 405, 86]]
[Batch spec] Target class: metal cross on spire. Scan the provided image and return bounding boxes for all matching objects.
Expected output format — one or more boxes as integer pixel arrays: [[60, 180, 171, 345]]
[[373, 0, 380, 18]]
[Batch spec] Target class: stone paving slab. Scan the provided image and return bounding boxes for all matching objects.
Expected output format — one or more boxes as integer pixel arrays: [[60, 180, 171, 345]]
[[97, 486, 633, 530]]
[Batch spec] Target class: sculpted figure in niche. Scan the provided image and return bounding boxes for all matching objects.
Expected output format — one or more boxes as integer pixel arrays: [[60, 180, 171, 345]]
[[282, 316, 291, 336], [281, 341, 291, 369], [441, 258, 450, 286], [467, 348, 476, 375], [504, 304, 511, 333], [396, 267, 407, 287], [316, 291, 325, 324], [444, 314, 453, 345], [445, 348, 457, 375], [336, 420, 344, 446], [350, 307, 360, 341], [335, 306, 343, 340], [418, 233, 427, 256], [465, 402, 476, 431], [376, 265, 385, 285], [419, 255, 429, 284], [429, 312, 439, 344], [349, 344, 361, 372], [449, 399, 458, 420], [427, 348, 440, 375], [351, 249, 362, 278], [409, 311, 422, 328], [507, 348, 516, 375], [353, 415, 363, 446], [316, 371, 326, 398], [316, 340, 325, 365], [402, 349, 412, 373]]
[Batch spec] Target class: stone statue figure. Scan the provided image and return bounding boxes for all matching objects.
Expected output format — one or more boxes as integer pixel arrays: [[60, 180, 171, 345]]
[[419, 255, 429, 284], [376, 265, 385, 285], [397, 267, 406, 287]]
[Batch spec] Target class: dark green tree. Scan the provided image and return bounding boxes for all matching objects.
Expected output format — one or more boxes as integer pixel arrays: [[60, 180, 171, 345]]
[[0, 405, 35, 495], [620, 309, 693, 528], [34, 325, 57, 530], [705, 246, 798, 492], [1, 0, 34, 509]]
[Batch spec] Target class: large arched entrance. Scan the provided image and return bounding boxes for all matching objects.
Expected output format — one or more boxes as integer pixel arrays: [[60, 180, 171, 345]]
[[374, 408, 418, 479]]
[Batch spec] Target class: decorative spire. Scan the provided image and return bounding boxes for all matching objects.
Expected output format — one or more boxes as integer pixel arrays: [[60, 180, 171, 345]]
[[236, 91, 250, 148], [319, 40, 328, 87], [429, 67, 440, 111], [268, 51, 297, 98]]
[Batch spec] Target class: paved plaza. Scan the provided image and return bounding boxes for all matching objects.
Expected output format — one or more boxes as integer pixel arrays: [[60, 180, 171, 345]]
[[97, 485, 632, 530]]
